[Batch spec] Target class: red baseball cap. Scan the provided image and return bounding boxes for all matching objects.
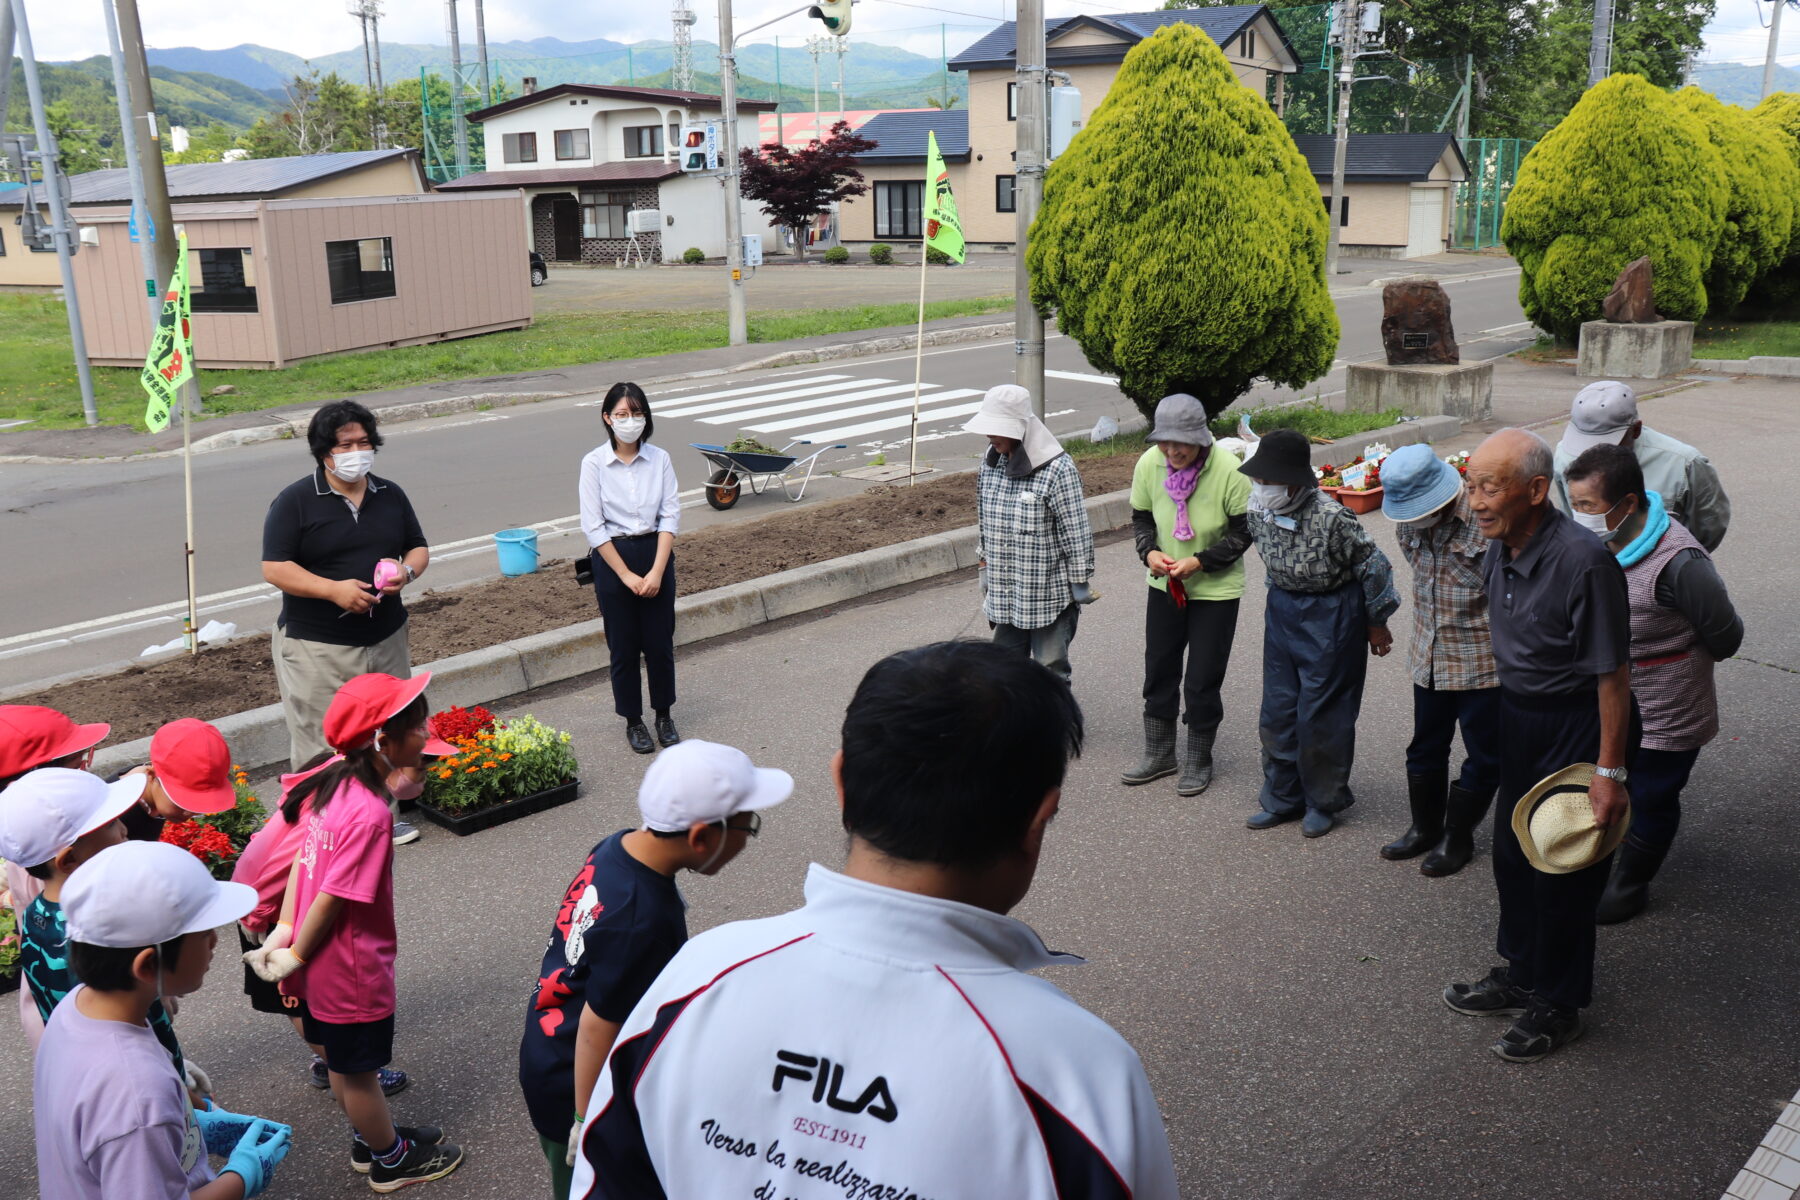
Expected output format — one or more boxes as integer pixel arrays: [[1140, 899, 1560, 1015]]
[[149, 718, 237, 815], [0, 706, 110, 779], [324, 672, 433, 753]]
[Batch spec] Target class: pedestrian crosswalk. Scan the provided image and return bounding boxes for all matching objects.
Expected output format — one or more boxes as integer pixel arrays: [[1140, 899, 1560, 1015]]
[[653, 374, 988, 447]]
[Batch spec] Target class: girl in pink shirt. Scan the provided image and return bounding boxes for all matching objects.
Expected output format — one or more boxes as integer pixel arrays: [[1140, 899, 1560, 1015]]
[[243, 672, 464, 1190]]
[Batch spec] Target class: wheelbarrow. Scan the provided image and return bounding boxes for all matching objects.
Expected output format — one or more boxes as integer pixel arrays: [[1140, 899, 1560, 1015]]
[[689, 440, 846, 510]]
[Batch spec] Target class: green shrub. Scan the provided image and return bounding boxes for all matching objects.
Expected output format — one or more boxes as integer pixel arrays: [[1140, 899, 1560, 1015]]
[[1746, 93, 1800, 310], [926, 246, 953, 266], [1502, 75, 1726, 343], [823, 246, 850, 264], [1672, 87, 1798, 315], [1027, 23, 1337, 419], [868, 242, 894, 265], [682, 246, 706, 264]]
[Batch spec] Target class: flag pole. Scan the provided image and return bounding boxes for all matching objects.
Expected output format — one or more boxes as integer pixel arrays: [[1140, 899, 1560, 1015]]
[[181, 382, 197, 654], [908, 239, 928, 487]]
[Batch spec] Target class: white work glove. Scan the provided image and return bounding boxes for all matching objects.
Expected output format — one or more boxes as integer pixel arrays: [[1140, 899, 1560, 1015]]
[[565, 1113, 584, 1166], [263, 922, 293, 953], [246, 947, 304, 983], [183, 1060, 214, 1102]]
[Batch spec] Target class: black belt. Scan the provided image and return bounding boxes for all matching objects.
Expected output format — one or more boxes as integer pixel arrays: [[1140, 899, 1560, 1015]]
[[614, 531, 658, 542]]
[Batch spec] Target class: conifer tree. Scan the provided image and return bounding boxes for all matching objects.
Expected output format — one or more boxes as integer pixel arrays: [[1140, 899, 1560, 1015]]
[[1501, 74, 1726, 343], [1027, 23, 1337, 418], [1671, 87, 1797, 315], [1746, 92, 1800, 310]]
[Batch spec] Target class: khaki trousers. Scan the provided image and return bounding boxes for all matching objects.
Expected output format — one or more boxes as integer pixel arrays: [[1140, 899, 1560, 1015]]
[[271, 622, 412, 776]]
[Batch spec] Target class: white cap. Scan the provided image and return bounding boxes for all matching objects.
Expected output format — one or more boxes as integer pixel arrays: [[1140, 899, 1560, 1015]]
[[63, 840, 257, 948], [638, 740, 793, 833], [0, 768, 146, 870], [1558, 381, 1639, 456]]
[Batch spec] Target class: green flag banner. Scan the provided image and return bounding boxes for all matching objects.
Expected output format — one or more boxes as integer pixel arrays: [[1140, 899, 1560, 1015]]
[[141, 232, 193, 432], [923, 130, 965, 264]]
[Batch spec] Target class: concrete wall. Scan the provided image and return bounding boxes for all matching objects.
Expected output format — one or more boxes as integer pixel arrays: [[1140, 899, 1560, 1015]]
[[480, 95, 759, 172], [659, 175, 779, 259], [1317, 180, 1412, 249]]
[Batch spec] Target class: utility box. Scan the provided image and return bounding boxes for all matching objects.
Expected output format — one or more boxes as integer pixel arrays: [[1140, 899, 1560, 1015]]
[[742, 235, 764, 267], [627, 209, 662, 234], [1048, 86, 1083, 159]]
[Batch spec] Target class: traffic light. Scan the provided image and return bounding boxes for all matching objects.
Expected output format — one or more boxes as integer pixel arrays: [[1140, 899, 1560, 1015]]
[[808, 0, 851, 37], [679, 123, 718, 173]]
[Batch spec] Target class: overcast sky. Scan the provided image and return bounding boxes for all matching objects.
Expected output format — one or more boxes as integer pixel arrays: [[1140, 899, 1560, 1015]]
[[22, 0, 1798, 73]]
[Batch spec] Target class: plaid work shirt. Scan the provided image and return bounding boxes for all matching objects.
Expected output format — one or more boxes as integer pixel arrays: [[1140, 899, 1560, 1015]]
[[1248, 490, 1400, 626], [976, 451, 1095, 630], [1395, 491, 1497, 691]]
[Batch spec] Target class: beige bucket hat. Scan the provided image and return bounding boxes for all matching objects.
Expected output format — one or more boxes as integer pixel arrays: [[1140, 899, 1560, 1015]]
[[1510, 763, 1631, 875]]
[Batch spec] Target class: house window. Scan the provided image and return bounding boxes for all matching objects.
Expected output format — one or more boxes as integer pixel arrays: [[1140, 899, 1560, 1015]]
[[1323, 195, 1351, 225], [1007, 82, 1018, 121], [996, 175, 1016, 213], [188, 247, 258, 313], [555, 128, 590, 161], [624, 125, 665, 158], [503, 132, 538, 163], [580, 190, 633, 239], [325, 237, 396, 304], [874, 181, 924, 239]]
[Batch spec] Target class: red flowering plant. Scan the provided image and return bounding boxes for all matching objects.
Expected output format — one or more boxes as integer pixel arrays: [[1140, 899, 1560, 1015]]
[[429, 705, 496, 744], [159, 763, 268, 880], [422, 708, 578, 815]]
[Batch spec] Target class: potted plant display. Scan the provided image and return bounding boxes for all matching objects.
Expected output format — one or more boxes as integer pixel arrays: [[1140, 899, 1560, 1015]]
[[416, 707, 581, 836]]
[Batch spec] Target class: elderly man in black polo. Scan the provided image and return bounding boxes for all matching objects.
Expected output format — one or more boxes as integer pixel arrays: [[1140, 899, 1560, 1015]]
[[1442, 428, 1634, 1063], [261, 400, 429, 841]]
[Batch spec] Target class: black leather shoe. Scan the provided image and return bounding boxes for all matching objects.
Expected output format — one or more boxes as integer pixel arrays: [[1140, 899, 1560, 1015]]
[[625, 721, 655, 754], [1443, 966, 1531, 1017], [655, 714, 681, 748], [1492, 999, 1585, 1063]]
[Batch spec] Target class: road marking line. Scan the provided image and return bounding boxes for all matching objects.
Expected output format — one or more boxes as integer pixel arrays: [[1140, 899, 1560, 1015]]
[[750, 389, 982, 435], [696, 381, 924, 425], [0, 582, 274, 649], [653, 375, 859, 415], [806, 400, 987, 442], [1046, 369, 1117, 385]]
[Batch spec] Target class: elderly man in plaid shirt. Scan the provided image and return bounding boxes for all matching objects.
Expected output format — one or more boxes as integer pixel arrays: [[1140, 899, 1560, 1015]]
[[1377, 444, 1501, 877], [966, 386, 1096, 682]]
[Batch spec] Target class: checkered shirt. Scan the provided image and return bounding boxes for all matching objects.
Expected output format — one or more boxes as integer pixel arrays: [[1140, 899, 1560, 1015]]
[[1249, 490, 1400, 626], [976, 452, 1095, 630], [1395, 490, 1498, 691]]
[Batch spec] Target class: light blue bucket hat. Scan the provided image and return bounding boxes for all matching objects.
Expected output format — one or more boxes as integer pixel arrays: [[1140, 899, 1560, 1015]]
[[1379, 443, 1462, 522]]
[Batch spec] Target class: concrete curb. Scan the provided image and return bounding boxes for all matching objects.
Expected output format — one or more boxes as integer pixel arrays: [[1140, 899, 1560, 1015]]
[[1307, 415, 1460, 468], [90, 487, 1134, 779], [1698, 356, 1800, 380]]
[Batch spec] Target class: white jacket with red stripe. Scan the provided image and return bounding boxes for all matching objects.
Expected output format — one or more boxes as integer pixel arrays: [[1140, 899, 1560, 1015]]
[[571, 864, 1179, 1200]]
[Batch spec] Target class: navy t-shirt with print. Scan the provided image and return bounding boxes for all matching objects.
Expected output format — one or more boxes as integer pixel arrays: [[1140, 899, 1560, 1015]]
[[517, 830, 688, 1142]]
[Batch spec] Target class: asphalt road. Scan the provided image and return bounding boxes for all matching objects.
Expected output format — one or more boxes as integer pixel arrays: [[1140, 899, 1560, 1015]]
[[0, 376, 1786, 1198], [0, 269, 1527, 694]]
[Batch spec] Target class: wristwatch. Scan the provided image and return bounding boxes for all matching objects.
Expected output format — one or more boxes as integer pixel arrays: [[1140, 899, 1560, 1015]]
[[1594, 765, 1628, 783], [401, 562, 416, 584]]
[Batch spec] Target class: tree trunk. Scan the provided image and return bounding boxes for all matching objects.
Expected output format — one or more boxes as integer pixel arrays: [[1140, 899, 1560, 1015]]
[[792, 223, 807, 260]]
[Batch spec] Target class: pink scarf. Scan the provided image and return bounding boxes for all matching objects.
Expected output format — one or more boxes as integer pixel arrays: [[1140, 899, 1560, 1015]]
[[1164, 462, 1202, 541]]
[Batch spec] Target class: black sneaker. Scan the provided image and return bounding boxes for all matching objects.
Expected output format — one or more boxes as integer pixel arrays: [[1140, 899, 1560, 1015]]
[[625, 721, 655, 755], [311, 1058, 410, 1096], [353, 1126, 445, 1174], [654, 714, 681, 747], [1442, 966, 1532, 1017], [1492, 999, 1585, 1063], [368, 1138, 464, 1192]]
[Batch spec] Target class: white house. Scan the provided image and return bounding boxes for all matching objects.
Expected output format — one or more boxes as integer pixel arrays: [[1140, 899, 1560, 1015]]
[[437, 82, 783, 264]]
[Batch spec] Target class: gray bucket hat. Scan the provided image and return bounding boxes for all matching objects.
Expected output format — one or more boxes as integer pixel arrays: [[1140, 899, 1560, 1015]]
[[1148, 393, 1214, 448]]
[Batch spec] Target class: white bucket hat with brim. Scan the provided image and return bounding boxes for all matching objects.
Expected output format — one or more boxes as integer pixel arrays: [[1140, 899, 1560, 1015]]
[[1510, 763, 1630, 875]]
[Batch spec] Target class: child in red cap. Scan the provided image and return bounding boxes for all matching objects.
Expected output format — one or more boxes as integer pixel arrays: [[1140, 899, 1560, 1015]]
[[244, 672, 464, 1190], [118, 718, 239, 843]]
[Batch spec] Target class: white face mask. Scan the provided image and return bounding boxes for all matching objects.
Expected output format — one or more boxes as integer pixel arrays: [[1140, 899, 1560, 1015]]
[[611, 416, 647, 445], [1251, 482, 1306, 516], [328, 449, 375, 482], [1572, 498, 1629, 542], [1402, 509, 1445, 530]]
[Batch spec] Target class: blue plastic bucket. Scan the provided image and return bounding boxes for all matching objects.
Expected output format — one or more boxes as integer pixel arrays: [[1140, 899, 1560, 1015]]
[[494, 527, 540, 576]]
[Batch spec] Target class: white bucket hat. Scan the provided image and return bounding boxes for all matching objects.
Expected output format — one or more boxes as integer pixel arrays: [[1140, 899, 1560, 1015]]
[[63, 840, 257, 948], [0, 767, 146, 870], [1510, 764, 1630, 875], [963, 385, 1065, 467], [639, 740, 793, 833]]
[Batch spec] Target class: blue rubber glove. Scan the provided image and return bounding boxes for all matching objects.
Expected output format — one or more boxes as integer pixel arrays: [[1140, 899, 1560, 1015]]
[[193, 1101, 257, 1158], [222, 1118, 293, 1199]]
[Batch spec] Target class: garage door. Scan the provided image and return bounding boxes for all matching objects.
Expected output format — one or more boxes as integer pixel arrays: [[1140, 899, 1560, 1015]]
[[1406, 188, 1446, 258]]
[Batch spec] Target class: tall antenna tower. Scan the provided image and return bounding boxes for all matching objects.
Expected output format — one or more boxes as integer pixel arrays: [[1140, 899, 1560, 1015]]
[[348, 0, 387, 147], [672, 1, 697, 92]]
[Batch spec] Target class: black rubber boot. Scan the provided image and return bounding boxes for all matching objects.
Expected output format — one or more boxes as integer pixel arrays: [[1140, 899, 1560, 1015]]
[[1381, 771, 1447, 861], [1176, 730, 1215, 796], [1596, 839, 1670, 925], [1421, 783, 1494, 877], [1121, 716, 1178, 786]]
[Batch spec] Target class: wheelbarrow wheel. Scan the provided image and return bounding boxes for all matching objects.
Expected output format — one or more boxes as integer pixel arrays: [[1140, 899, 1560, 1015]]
[[705, 469, 741, 510]]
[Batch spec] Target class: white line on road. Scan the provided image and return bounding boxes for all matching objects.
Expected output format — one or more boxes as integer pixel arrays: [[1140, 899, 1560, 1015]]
[[653, 375, 860, 416], [1046, 369, 1118, 386], [750, 390, 983, 435], [808, 400, 988, 442], [693, 382, 921, 425]]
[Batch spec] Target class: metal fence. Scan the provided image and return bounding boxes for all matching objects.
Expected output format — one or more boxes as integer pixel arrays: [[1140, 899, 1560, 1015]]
[[1452, 137, 1535, 250]]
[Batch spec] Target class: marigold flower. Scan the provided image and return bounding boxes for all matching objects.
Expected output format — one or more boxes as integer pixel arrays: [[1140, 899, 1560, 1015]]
[[484, 762, 497, 769], [498, 753, 512, 761], [466, 767, 479, 774], [437, 769, 452, 779]]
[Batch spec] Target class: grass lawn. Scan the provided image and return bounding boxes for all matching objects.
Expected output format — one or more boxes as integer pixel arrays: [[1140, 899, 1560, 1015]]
[[1, 293, 1013, 431], [1692, 309, 1800, 359]]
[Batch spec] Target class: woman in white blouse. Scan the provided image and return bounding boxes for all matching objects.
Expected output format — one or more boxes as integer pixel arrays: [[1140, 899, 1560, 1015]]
[[578, 382, 682, 754]]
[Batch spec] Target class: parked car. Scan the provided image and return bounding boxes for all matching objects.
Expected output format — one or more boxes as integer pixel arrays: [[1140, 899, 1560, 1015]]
[[530, 251, 548, 287]]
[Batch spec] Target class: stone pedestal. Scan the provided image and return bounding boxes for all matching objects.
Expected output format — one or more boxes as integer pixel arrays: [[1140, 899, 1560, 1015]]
[[1345, 360, 1494, 423], [1577, 320, 1694, 380]]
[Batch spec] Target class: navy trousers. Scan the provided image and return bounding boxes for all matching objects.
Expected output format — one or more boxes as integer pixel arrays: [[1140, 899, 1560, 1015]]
[[1492, 687, 1636, 1011], [1623, 745, 1701, 853], [1405, 684, 1503, 794], [592, 537, 677, 721], [1258, 582, 1367, 817]]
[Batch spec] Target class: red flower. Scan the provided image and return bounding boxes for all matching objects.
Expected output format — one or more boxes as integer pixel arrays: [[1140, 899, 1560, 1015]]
[[430, 705, 497, 743]]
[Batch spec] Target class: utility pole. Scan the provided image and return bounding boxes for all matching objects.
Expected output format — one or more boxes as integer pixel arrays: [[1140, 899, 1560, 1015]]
[[1015, 0, 1047, 418], [0, 2, 15, 147], [115, 0, 201, 416], [473, 0, 491, 104], [1324, 0, 1360, 281], [1765, 0, 1790, 101], [102, 0, 160, 336], [833, 35, 847, 125], [444, 0, 469, 173], [9, 0, 99, 426], [1458, 52, 1472, 140], [718, 0, 748, 346], [808, 35, 825, 126], [351, 0, 378, 144], [1586, 0, 1614, 88]]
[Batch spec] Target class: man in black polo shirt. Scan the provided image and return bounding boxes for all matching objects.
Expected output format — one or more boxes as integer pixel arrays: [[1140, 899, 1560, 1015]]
[[261, 401, 430, 807], [1442, 428, 1633, 1063]]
